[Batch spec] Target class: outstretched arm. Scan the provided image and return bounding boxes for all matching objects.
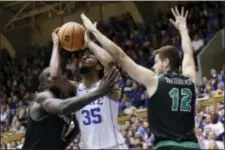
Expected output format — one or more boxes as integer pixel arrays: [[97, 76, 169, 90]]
[[38, 67, 120, 115], [38, 90, 104, 115], [81, 14, 157, 90], [170, 7, 196, 84]]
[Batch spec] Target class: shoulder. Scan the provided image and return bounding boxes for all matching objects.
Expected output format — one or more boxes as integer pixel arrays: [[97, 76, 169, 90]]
[[35, 91, 54, 104]]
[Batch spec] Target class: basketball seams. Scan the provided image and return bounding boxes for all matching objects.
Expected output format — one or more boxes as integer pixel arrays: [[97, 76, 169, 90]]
[[58, 22, 85, 51], [61, 23, 69, 50], [71, 23, 75, 51]]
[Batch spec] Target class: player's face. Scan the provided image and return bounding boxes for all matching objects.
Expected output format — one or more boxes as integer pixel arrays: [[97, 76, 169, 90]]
[[79, 53, 98, 68], [153, 54, 167, 74]]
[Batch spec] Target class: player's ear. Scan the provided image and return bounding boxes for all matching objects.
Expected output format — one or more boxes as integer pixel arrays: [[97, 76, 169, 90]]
[[163, 58, 170, 68]]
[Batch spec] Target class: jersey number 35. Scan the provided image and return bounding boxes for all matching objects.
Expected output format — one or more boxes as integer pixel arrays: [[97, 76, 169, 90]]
[[81, 108, 102, 125]]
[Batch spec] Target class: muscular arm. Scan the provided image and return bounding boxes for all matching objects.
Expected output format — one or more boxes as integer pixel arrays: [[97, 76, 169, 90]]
[[180, 27, 196, 84], [50, 31, 61, 79], [90, 29, 157, 88], [38, 90, 104, 115]]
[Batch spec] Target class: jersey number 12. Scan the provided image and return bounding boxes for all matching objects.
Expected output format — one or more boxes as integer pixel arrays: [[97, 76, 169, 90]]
[[169, 88, 192, 112]]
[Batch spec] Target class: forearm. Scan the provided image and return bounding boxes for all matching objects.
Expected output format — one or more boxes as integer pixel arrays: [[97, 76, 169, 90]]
[[180, 28, 194, 55], [50, 43, 61, 79], [58, 90, 103, 114], [91, 29, 126, 62], [87, 41, 114, 68]]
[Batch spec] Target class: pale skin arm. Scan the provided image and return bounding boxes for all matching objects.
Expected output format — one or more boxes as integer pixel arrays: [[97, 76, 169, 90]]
[[81, 14, 158, 97], [170, 7, 196, 84]]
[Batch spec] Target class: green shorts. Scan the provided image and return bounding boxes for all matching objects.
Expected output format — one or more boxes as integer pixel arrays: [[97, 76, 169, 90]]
[[155, 140, 199, 150]]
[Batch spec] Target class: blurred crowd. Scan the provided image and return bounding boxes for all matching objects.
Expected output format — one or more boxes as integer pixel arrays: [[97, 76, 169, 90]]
[[0, 1, 224, 149]]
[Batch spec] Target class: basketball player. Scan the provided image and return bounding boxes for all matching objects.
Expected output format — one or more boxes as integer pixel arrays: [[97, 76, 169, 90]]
[[22, 29, 120, 149], [81, 6, 199, 150], [73, 29, 127, 149]]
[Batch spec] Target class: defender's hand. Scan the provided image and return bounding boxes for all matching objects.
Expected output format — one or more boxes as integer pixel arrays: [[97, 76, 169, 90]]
[[97, 67, 120, 96], [81, 13, 97, 33], [170, 6, 188, 32], [83, 22, 97, 48], [52, 27, 60, 45]]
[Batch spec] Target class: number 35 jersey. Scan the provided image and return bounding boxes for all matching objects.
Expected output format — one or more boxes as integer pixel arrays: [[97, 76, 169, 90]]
[[75, 81, 125, 149]]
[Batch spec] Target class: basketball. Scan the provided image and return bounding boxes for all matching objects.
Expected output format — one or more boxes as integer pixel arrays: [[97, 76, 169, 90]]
[[58, 22, 85, 52]]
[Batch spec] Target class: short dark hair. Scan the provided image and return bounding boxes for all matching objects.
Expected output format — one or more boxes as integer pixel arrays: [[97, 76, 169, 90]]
[[81, 49, 104, 79], [153, 45, 181, 70]]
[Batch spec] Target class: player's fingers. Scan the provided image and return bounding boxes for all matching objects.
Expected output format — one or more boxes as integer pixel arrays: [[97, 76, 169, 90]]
[[169, 19, 178, 29], [108, 67, 119, 83], [54, 27, 60, 34], [175, 6, 180, 16], [112, 78, 120, 87], [181, 7, 184, 17], [171, 8, 177, 18], [93, 22, 98, 28], [109, 67, 118, 80], [110, 73, 120, 86], [80, 13, 85, 20], [104, 67, 115, 82], [184, 10, 189, 20]]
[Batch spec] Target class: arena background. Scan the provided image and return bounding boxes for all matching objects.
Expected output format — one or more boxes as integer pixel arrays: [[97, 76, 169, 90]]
[[0, 1, 224, 149]]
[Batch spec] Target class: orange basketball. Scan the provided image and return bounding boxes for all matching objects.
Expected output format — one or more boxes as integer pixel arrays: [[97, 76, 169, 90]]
[[58, 22, 85, 51]]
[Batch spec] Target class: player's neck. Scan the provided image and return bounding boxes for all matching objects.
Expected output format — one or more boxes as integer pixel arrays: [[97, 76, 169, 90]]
[[82, 74, 99, 88]]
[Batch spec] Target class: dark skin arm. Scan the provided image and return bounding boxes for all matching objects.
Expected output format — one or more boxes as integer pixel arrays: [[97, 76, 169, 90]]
[[36, 90, 105, 115], [36, 67, 120, 115]]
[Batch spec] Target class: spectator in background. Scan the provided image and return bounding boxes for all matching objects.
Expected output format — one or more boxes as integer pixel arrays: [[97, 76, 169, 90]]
[[210, 68, 218, 79], [199, 76, 209, 94], [192, 33, 205, 52]]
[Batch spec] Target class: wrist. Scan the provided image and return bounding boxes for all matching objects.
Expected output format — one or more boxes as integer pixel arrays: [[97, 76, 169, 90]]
[[94, 88, 105, 97], [179, 26, 189, 34], [91, 28, 98, 35], [86, 40, 94, 47], [53, 42, 59, 47]]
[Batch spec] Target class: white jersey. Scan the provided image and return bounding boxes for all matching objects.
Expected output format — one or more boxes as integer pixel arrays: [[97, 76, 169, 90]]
[[75, 81, 126, 149]]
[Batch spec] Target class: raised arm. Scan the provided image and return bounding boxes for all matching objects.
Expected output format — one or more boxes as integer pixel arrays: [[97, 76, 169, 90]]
[[81, 14, 157, 88], [85, 29, 115, 71], [170, 7, 196, 84], [38, 67, 120, 115], [50, 28, 61, 79], [50, 28, 77, 95]]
